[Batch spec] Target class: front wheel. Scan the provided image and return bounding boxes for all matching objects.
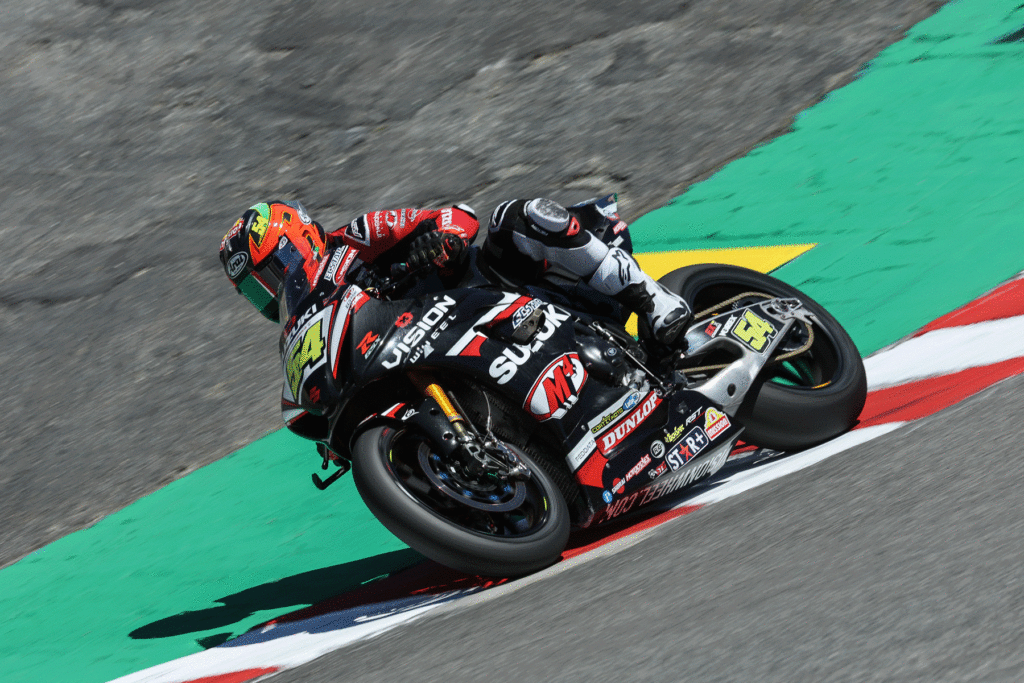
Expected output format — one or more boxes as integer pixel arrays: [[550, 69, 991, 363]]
[[351, 426, 570, 577], [652, 264, 867, 451]]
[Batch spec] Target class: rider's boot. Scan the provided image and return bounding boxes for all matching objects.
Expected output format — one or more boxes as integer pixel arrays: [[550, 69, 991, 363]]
[[516, 198, 692, 345], [586, 246, 692, 345]]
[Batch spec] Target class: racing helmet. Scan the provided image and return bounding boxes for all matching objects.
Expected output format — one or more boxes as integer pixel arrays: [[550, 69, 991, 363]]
[[219, 201, 327, 322]]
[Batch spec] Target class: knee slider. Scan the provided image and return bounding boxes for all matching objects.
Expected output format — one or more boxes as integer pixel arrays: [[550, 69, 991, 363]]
[[524, 198, 571, 234]]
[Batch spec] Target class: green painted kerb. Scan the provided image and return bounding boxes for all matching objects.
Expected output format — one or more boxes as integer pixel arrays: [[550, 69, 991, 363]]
[[2, 1, 1024, 682], [632, 0, 1024, 356], [0, 429, 418, 683]]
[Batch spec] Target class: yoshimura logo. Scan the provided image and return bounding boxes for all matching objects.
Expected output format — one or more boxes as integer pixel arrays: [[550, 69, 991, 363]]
[[511, 299, 542, 329]]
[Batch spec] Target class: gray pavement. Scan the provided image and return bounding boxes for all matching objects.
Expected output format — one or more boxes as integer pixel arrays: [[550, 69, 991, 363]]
[[271, 374, 1024, 683], [0, 0, 944, 570]]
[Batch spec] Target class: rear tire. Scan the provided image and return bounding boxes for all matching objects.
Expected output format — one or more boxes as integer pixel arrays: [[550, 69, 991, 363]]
[[655, 264, 867, 451], [351, 425, 570, 577]]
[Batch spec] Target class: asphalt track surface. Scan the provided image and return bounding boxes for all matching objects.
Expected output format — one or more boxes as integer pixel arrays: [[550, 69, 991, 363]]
[[0, 0, 945, 570], [14, 1, 1024, 681], [272, 376, 1024, 683]]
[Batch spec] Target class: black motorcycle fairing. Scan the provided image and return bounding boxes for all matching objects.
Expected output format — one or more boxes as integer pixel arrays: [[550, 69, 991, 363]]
[[310, 278, 744, 528], [324, 286, 658, 463], [565, 388, 743, 526], [299, 201, 750, 531]]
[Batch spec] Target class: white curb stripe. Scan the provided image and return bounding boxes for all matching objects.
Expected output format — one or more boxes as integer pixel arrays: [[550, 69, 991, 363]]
[[685, 423, 905, 506], [110, 606, 440, 683], [865, 314, 1024, 389]]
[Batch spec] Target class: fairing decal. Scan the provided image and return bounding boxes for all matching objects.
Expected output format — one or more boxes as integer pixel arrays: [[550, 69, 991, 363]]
[[329, 287, 371, 378]]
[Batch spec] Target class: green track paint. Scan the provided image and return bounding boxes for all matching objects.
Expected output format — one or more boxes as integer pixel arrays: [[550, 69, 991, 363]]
[[2, 1, 1023, 681], [632, 0, 1024, 356], [0, 429, 419, 683]]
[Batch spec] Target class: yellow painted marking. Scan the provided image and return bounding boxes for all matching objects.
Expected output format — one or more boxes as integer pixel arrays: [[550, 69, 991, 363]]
[[625, 243, 817, 336]]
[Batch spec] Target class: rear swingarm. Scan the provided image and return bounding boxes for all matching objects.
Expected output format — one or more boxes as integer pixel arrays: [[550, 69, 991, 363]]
[[683, 298, 811, 414]]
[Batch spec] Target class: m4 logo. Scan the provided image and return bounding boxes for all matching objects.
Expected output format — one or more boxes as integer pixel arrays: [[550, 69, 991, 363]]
[[524, 353, 588, 422]]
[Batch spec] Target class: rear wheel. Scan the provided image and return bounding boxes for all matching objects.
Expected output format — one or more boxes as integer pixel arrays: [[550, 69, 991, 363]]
[[653, 264, 867, 451], [351, 425, 570, 577]]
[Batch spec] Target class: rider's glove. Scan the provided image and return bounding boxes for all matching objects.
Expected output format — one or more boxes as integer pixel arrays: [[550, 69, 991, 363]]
[[406, 229, 464, 270]]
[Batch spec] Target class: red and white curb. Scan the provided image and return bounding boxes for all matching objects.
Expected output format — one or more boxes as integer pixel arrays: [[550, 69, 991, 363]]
[[112, 274, 1024, 683]]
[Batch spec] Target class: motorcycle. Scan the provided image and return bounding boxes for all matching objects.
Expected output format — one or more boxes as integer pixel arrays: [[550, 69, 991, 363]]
[[281, 195, 867, 577]]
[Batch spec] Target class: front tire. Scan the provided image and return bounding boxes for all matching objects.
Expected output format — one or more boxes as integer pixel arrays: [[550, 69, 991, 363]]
[[351, 425, 570, 577], [654, 264, 867, 451]]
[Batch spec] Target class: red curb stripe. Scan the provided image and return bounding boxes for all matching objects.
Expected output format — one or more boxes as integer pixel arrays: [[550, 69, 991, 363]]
[[180, 667, 278, 683], [858, 355, 1024, 428], [914, 277, 1024, 336]]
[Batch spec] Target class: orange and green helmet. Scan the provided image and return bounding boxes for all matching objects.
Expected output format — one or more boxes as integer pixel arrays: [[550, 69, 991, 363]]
[[219, 201, 327, 322]]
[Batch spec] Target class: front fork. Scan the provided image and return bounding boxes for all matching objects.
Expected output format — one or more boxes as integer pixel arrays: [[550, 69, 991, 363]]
[[407, 372, 529, 479], [408, 372, 477, 448]]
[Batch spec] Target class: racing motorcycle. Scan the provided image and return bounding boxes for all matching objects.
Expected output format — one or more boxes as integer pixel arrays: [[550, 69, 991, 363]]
[[283, 195, 867, 577]]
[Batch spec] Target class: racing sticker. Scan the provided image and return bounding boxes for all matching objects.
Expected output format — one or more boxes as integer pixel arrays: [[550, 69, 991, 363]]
[[565, 432, 597, 471], [285, 310, 329, 397], [704, 407, 731, 440], [381, 295, 455, 369], [588, 389, 642, 435], [356, 331, 379, 357], [663, 422, 686, 445], [665, 426, 710, 471], [329, 287, 371, 378], [221, 217, 244, 251], [524, 353, 588, 421], [346, 216, 371, 246], [597, 392, 661, 455], [624, 454, 651, 483], [648, 461, 668, 479], [323, 246, 350, 285], [226, 252, 247, 278], [730, 309, 777, 352]]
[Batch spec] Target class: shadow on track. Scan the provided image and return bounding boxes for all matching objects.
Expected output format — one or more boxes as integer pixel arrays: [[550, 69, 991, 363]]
[[129, 548, 423, 646], [128, 445, 792, 650]]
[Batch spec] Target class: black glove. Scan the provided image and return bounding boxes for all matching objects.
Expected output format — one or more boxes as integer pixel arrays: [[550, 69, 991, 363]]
[[406, 230, 464, 270]]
